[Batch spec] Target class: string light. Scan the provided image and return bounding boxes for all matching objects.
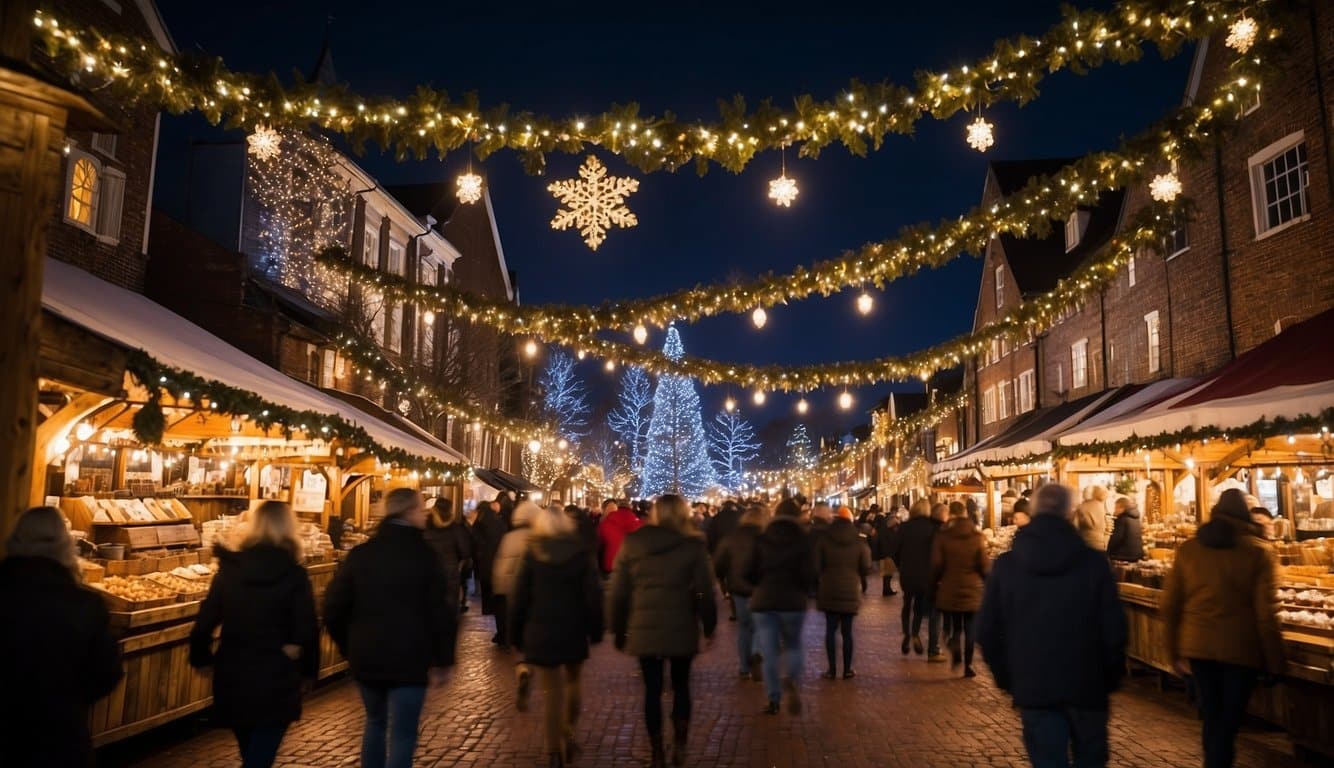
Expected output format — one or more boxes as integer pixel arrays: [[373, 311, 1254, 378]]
[[838, 391, 854, 410], [633, 324, 648, 344], [524, 339, 539, 358], [752, 307, 768, 329], [528, 439, 543, 454], [604, 359, 616, 372], [724, 396, 736, 412], [796, 398, 809, 415], [422, 310, 435, 326], [753, 390, 767, 406], [856, 291, 874, 315], [75, 421, 95, 441]]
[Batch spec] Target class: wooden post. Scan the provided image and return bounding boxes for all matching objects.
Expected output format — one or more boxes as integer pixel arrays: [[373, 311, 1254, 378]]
[[0, 0, 104, 546]]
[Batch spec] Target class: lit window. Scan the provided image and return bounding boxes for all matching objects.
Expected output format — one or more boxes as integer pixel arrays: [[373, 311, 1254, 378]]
[[1145, 311, 1162, 374], [1017, 370, 1036, 413], [1249, 132, 1310, 237], [1071, 339, 1089, 390], [66, 155, 99, 229], [994, 265, 1004, 309]]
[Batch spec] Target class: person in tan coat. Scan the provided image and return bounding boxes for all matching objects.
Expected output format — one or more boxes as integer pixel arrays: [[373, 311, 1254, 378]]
[[931, 501, 990, 677], [1163, 489, 1284, 768], [1075, 485, 1109, 550]]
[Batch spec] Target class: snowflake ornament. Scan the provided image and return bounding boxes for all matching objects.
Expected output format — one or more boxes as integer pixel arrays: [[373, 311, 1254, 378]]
[[548, 155, 639, 250], [247, 124, 281, 161], [456, 171, 483, 204], [1225, 17, 1258, 54], [966, 116, 995, 152], [1150, 173, 1183, 202], [768, 174, 799, 207]]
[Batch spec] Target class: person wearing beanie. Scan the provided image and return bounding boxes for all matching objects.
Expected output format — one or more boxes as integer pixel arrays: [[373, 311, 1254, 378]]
[[977, 483, 1127, 767], [0, 507, 122, 768], [1163, 488, 1284, 768]]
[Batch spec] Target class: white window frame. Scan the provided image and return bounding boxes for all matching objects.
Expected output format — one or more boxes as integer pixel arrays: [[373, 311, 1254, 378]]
[[386, 303, 403, 353], [982, 386, 997, 424], [997, 379, 1011, 421], [363, 226, 380, 267], [1165, 212, 1189, 259], [90, 132, 118, 159], [419, 262, 436, 288], [1071, 339, 1089, 390], [1248, 131, 1311, 240], [388, 241, 405, 276], [1243, 88, 1261, 116], [320, 349, 337, 388], [994, 265, 1004, 309], [1145, 311, 1162, 374], [1064, 210, 1090, 252], [1017, 369, 1036, 414], [1127, 254, 1136, 287], [63, 149, 100, 234], [95, 167, 126, 245]]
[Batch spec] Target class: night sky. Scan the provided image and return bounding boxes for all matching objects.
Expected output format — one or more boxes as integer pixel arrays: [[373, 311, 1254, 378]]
[[151, 1, 1193, 452]]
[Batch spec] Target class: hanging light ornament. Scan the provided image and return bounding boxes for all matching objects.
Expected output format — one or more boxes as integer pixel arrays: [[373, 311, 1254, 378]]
[[856, 291, 874, 315], [633, 324, 648, 344], [421, 310, 435, 326], [1149, 172, 1183, 202], [838, 391, 854, 410], [604, 359, 616, 372], [752, 307, 768, 329], [966, 112, 995, 153], [1225, 16, 1258, 54], [456, 170, 483, 205], [724, 396, 737, 412], [753, 390, 767, 406], [768, 144, 799, 207], [796, 398, 809, 415], [524, 339, 539, 358], [246, 124, 281, 161]]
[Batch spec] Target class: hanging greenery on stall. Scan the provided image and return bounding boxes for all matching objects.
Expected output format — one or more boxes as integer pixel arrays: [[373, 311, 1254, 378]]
[[124, 351, 471, 479], [1052, 410, 1334, 461]]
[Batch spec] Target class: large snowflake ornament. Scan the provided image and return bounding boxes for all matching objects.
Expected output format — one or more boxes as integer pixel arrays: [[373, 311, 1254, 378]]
[[1225, 17, 1258, 54], [548, 155, 639, 250], [247, 124, 281, 161]]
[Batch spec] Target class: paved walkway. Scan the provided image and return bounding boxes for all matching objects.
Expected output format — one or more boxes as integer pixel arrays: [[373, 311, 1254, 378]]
[[101, 587, 1304, 768]]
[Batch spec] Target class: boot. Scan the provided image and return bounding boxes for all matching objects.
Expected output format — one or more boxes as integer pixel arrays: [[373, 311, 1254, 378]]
[[649, 733, 666, 768], [671, 719, 688, 766], [882, 576, 897, 596]]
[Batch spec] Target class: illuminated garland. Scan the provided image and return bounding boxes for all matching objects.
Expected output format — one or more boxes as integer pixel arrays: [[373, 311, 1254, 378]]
[[331, 330, 551, 444], [31, 1, 1272, 174], [325, 202, 1180, 391], [125, 351, 471, 479], [312, 48, 1273, 346]]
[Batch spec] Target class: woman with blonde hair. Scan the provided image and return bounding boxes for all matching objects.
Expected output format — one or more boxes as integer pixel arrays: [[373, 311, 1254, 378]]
[[510, 504, 604, 767], [190, 500, 319, 767], [1, 507, 122, 767], [610, 494, 717, 767]]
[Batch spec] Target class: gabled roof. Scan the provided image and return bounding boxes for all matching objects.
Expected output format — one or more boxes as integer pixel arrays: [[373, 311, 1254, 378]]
[[387, 183, 514, 301], [987, 159, 1127, 296], [133, 0, 178, 54]]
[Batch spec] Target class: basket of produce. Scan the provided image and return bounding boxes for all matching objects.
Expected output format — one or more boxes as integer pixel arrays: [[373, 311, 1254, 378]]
[[90, 575, 179, 610], [143, 572, 209, 601]]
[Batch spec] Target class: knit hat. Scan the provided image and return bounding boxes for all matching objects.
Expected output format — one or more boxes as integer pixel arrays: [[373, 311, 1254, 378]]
[[837, 506, 854, 521], [1212, 488, 1252, 524]]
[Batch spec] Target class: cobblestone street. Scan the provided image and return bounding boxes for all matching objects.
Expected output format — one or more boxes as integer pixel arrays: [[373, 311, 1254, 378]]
[[101, 588, 1304, 768]]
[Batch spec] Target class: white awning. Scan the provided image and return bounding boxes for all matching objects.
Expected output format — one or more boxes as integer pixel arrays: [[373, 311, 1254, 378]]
[[42, 258, 466, 465]]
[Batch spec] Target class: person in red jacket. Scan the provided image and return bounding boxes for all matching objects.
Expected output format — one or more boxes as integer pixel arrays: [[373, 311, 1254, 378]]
[[598, 500, 643, 575]]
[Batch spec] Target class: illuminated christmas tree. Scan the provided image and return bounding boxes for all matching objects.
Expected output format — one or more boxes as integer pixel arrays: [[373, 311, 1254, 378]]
[[786, 424, 816, 468], [709, 409, 760, 492], [640, 326, 716, 498]]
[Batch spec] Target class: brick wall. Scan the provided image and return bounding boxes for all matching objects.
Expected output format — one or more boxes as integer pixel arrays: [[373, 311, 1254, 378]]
[[38, 0, 169, 292]]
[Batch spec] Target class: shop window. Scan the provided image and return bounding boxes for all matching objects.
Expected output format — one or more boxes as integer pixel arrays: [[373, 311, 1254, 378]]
[[994, 265, 1004, 309], [386, 303, 403, 353], [1071, 339, 1088, 390], [363, 226, 380, 267], [388, 241, 405, 275], [997, 379, 1011, 421], [1145, 311, 1162, 374], [1017, 369, 1036, 413], [1249, 132, 1310, 238]]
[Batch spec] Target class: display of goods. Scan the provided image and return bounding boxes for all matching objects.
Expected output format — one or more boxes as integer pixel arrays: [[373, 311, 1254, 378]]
[[1277, 588, 1334, 609], [91, 575, 178, 609], [984, 525, 1017, 557], [143, 572, 209, 599], [1120, 560, 1171, 588], [201, 515, 243, 550], [1298, 518, 1334, 532], [340, 532, 369, 550], [77, 558, 104, 583], [1279, 609, 1334, 632]]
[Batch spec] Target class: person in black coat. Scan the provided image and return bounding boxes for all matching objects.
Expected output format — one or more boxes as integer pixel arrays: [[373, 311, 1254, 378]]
[[324, 489, 457, 768], [746, 498, 816, 715], [889, 500, 944, 658], [874, 510, 899, 595], [424, 497, 473, 614], [190, 501, 319, 767], [706, 501, 742, 554], [1105, 497, 1145, 563], [713, 505, 768, 679], [815, 511, 873, 678], [0, 506, 122, 768], [977, 484, 1127, 768], [510, 505, 604, 768], [472, 496, 509, 636]]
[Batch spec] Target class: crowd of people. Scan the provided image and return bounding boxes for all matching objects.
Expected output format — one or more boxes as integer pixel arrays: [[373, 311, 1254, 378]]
[[0, 483, 1288, 768]]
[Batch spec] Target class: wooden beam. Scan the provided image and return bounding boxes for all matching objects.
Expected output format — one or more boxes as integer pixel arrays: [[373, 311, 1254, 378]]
[[39, 311, 128, 396], [28, 392, 114, 507], [1208, 443, 1253, 481]]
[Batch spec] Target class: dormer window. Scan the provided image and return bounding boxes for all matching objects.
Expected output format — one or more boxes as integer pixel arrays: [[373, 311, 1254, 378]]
[[1065, 210, 1090, 252]]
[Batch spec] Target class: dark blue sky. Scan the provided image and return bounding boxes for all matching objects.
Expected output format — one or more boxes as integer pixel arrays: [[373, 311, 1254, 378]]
[[152, 1, 1193, 446]]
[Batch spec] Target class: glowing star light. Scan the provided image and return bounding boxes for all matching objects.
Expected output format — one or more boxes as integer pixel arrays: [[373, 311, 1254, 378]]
[[1225, 17, 1258, 54], [1149, 173, 1183, 202], [768, 174, 799, 207], [456, 171, 483, 204], [548, 155, 639, 250], [246, 124, 281, 161], [966, 115, 995, 152]]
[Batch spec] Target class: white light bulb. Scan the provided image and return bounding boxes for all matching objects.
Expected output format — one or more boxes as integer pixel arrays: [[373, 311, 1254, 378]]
[[633, 324, 648, 344], [576, 350, 586, 360], [75, 421, 95, 441], [724, 397, 736, 412], [53, 436, 71, 456], [524, 340, 539, 358], [796, 398, 809, 415], [604, 360, 616, 372], [528, 439, 543, 454], [558, 438, 569, 450], [752, 307, 768, 329], [839, 391, 854, 410], [753, 390, 767, 406], [856, 292, 873, 315], [422, 310, 435, 326]]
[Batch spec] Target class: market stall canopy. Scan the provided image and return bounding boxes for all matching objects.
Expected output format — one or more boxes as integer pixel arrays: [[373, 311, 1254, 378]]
[[1053, 377, 1199, 445], [473, 467, 540, 494], [1057, 308, 1334, 447], [41, 258, 465, 466], [933, 389, 1123, 474], [319, 388, 467, 467]]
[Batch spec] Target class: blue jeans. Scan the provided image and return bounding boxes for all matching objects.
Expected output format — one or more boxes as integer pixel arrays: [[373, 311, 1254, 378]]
[[754, 610, 805, 704], [358, 684, 427, 768], [733, 594, 757, 675], [232, 724, 288, 768], [1019, 707, 1109, 768]]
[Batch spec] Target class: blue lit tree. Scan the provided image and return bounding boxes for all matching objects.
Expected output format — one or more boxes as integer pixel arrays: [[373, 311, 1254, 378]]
[[709, 409, 760, 492], [539, 350, 590, 443], [640, 327, 716, 498]]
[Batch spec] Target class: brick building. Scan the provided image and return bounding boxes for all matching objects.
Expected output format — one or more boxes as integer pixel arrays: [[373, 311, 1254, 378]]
[[954, 6, 1334, 458], [36, 0, 175, 291]]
